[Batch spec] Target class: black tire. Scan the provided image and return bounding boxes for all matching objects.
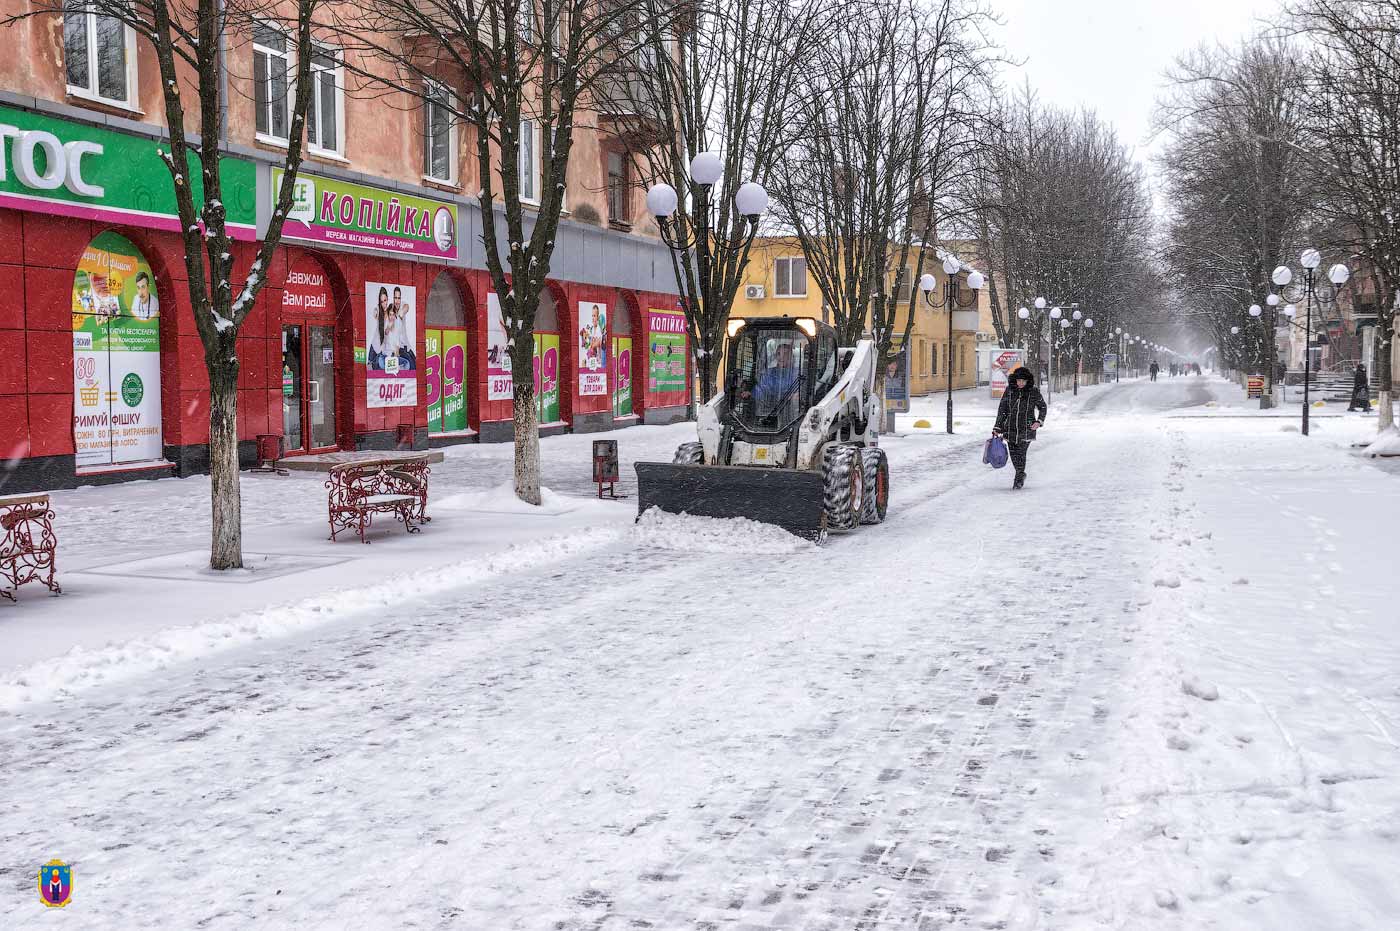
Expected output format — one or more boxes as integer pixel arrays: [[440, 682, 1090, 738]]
[[860, 447, 889, 524], [822, 444, 865, 531], [673, 441, 704, 465]]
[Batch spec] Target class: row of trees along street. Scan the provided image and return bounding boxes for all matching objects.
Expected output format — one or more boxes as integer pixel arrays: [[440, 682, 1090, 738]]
[[2, 0, 1224, 570], [1156, 0, 1400, 434]]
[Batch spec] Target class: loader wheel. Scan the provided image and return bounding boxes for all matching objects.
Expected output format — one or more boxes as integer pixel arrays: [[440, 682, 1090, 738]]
[[860, 447, 889, 525], [822, 444, 865, 531], [673, 441, 704, 465]]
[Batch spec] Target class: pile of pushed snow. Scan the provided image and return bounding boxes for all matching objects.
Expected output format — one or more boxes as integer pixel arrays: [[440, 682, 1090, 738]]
[[435, 482, 581, 515], [633, 507, 816, 554], [1364, 426, 1400, 458]]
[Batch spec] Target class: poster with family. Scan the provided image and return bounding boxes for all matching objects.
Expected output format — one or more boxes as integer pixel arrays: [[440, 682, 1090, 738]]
[[365, 282, 417, 408], [577, 301, 608, 396]]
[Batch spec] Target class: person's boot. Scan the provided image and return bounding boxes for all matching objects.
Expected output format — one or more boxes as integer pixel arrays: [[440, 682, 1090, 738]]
[[1013, 472, 1025, 490]]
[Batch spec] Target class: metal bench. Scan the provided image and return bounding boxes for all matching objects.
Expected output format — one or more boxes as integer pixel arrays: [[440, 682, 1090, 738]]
[[0, 493, 62, 601], [325, 457, 431, 543]]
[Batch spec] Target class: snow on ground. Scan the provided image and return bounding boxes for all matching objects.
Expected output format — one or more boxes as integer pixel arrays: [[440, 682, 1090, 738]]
[[2, 375, 1399, 929]]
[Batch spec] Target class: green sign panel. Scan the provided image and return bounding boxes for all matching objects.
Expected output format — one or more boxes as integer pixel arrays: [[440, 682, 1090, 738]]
[[274, 168, 460, 260], [0, 103, 255, 238]]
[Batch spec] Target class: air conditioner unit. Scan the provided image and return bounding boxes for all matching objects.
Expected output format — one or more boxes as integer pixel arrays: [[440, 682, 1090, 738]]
[[745, 285, 766, 300]]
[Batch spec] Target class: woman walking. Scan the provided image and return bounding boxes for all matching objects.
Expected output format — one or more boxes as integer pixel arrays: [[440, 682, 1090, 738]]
[[993, 366, 1048, 490]]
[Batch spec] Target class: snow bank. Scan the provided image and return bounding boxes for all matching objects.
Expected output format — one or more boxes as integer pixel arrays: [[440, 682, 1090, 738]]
[[633, 507, 816, 554], [1364, 426, 1400, 457], [0, 527, 621, 710]]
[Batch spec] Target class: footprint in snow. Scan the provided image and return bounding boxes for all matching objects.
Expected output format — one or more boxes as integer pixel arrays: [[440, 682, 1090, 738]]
[[1154, 576, 1182, 589], [1167, 734, 1193, 751], [1181, 678, 1219, 701]]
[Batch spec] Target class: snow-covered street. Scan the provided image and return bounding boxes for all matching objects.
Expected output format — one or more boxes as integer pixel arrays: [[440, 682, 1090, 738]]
[[4, 376, 1399, 929]]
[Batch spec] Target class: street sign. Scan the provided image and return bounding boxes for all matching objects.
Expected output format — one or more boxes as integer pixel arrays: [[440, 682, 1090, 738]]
[[1247, 375, 1265, 398]]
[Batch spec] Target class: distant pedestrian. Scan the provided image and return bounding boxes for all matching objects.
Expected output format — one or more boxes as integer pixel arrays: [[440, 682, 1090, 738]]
[[1276, 358, 1287, 385], [1349, 363, 1372, 412], [993, 366, 1047, 491], [1149, 360, 1160, 382]]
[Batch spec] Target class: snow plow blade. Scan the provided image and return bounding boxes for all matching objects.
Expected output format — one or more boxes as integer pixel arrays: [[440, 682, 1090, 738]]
[[634, 462, 827, 541]]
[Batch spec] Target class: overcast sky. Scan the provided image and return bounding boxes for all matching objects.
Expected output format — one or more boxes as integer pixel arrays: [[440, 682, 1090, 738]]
[[990, 0, 1281, 180]]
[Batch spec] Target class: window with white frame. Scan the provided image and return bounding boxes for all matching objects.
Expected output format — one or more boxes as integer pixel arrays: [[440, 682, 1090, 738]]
[[518, 119, 538, 203], [775, 256, 807, 298], [253, 24, 290, 141], [424, 82, 456, 183], [516, 0, 535, 43], [64, 5, 134, 107], [306, 44, 342, 156]]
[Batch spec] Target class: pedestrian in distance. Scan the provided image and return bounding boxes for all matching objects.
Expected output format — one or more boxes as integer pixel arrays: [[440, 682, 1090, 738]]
[[1349, 363, 1372, 413], [1149, 360, 1160, 382], [992, 366, 1047, 491]]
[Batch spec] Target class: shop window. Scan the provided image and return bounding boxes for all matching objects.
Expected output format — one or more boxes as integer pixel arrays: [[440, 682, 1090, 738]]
[[425, 274, 469, 434], [533, 290, 560, 423], [424, 81, 457, 184], [72, 232, 163, 468], [307, 44, 343, 156], [607, 151, 629, 226], [775, 256, 807, 298], [254, 23, 290, 142], [612, 293, 634, 418], [64, 5, 135, 108]]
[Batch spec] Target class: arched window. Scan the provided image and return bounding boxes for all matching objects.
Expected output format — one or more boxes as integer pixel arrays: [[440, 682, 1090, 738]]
[[424, 273, 469, 433], [427, 272, 465, 328], [533, 288, 561, 423], [71, 232, 163, 467]]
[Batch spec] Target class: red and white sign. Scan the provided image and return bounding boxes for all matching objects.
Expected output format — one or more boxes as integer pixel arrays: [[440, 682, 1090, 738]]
[[990, 348, 1024, 399], [281, 258, 333, 315], [487, 293, 513, 400]]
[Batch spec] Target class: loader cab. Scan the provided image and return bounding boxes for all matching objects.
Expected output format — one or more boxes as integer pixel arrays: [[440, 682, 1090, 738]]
[[727, 317, 838, 435]]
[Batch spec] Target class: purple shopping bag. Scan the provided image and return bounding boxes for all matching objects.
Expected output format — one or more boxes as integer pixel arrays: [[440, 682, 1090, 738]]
[[983, 435, 1009, 469]]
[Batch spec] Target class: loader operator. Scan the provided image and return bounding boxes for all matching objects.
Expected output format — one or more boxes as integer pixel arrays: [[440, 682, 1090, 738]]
[[752, 341, 802, 418]]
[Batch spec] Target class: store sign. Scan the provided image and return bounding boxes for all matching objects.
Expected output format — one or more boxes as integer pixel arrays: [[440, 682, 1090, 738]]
[[989, 348, 1024, 399], [365, 281, 417, 408], [0, 104, 255, 239], [425, 328, 468, 432], [533, 333, 561, 422], [72, 232, 164, 466], [613, 336, 633, 417], [577, 301, 609, 396], [275, 168, 459, 259], [281, 258, 333, 314], [648, 309, 687, 395]]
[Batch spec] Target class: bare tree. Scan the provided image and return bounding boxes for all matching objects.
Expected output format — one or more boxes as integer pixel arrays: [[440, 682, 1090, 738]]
[[1289, 0, 1400, 431], [5, 0, 326, 569], [768, 0, 994, 386], [349, 0, 659, 503], [610, 0, 842, 400], [1156, 38, 1313, 398]]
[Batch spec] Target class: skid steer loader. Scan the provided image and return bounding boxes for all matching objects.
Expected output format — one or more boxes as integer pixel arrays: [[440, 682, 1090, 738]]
[[635, 316, 889, 541]]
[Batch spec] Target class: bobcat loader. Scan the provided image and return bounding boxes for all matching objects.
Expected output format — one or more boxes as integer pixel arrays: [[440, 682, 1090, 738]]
[[635, 316, 889, 541]]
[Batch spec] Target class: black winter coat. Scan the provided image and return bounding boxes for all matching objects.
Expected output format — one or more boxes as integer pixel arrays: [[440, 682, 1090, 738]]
[[995, 367, 1048, 444], [1354, 366, 1369, 392]]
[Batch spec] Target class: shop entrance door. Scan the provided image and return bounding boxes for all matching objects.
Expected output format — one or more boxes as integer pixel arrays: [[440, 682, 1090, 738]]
[[281, 324, 338, 454]]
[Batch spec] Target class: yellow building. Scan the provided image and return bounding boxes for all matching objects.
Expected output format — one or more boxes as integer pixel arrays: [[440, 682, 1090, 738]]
[[731, 237, 985, 393]]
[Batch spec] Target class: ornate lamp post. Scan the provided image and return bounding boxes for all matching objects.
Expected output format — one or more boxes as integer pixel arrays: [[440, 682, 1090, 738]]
[[919, 256, 984, 434], [646, 153, 769, 402], [1272, 251, 1350, 434]]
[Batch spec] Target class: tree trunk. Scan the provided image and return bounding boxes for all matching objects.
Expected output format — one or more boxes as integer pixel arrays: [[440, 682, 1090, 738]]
[[1378, 305, 1395, 432], [208, 357, 243, 570], [512, 382, 542, 505]]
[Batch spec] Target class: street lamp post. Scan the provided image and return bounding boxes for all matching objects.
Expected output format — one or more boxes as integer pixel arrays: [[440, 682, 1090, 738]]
[[1064, 306, 1094, 396], [646, 153, 768, 403], [919, 257, 984, 434], [1272, 251, 1350, 436], [1017, 297, 1057, 404]]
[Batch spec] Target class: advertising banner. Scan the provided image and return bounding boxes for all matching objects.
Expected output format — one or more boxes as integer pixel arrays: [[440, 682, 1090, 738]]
[[884, 344, 909, 412], [487, 293, 513, 400], [648, 309, 687, 395], [990, 348, 1025, 399], [274, 168, 458, 260], [365, 282, 417, 408], [1103, 353, 1119, 378], [613, 336, 633, 417], [1, 104, 255, 239], [72, 232, 163, 467], [578, 301, 608, 396], [533, 333, 561, 423], [426, 328, 468, 433]]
